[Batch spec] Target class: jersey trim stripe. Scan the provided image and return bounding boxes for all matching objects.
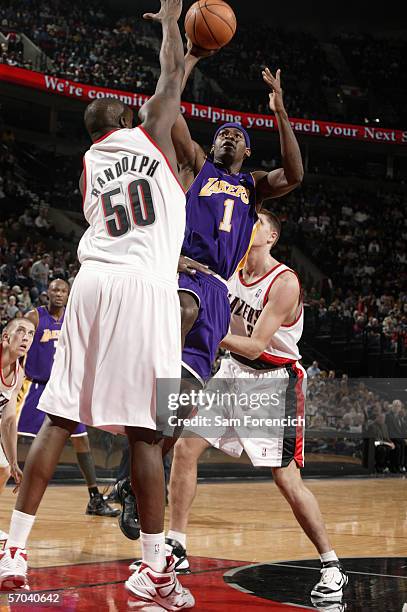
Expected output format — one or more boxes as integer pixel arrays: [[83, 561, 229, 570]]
[[292, 362, 305, 467], [281, 305, 303, 328], [262, 268, 298, 307], [137, 126, 185, 195], [258, 352, 296, 366], [92, 128, 121, 144], [239, 262, 283, 287], [82, 156, 87, 212]]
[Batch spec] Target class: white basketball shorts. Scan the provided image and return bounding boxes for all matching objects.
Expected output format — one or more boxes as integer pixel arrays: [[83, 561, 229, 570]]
[[188, 357, 306, 467], [38, 261, 181, 434]]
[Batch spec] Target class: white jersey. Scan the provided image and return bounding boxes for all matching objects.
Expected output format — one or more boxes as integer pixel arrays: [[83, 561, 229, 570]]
[[0, 353, 21, 418], [78, 126, 185, 283], [227, 262, 303, 367]]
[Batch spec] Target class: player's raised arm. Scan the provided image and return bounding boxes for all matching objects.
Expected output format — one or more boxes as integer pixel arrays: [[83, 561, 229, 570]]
[[170, 40, 212, 188], [220, 272, 300, 360], [253, 68, 304, 206], [139, 0, 185, 166]]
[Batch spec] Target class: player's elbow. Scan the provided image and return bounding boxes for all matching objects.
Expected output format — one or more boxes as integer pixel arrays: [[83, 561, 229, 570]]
[[246, 340, 267, 361], [287, 171, 304, 187]]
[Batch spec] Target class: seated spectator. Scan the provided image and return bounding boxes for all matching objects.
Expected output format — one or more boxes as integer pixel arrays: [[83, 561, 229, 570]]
[[30, 252, 50, 293], [385, 400, 406, 472], [6, 293, 18, 318], [367, 413, 399, 473], [307, 360, 321, 378]]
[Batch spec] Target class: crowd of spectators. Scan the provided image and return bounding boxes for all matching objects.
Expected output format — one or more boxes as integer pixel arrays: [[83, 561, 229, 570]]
[[304, 362, 407, 472], [1, 0, 157, 92], [336, 32, 406, 127], [0, 1, 405, 126], [201, 26, 338, 120], [270, 181, 407, 354]]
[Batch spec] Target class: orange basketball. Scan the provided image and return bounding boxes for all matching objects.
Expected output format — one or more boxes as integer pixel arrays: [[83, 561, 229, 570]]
[[185, 0, 237, 50]]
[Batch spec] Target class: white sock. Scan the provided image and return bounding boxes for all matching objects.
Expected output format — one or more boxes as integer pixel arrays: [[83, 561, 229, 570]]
[[5, 510, 35, 550], [320, 550, 339, 564], [167, 530, 187, 549], [141, 531, 166, 572]]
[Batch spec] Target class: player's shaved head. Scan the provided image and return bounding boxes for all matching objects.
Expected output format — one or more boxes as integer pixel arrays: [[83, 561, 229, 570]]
[[84, 99, 133, 141], [2, 317, 35, 336]]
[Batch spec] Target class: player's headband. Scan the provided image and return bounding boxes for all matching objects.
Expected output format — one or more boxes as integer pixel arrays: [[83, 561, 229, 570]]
[[213, 123, 251, 149]]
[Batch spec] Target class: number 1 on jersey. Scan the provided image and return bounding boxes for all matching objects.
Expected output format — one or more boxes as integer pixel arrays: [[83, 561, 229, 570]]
[[219, 198, 235, 233]]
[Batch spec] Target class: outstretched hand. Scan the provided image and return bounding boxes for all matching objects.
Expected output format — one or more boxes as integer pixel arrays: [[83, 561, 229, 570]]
[[143, 0, 183, 23], [186, 36, 219, 59], [262, 67, 285, 114]]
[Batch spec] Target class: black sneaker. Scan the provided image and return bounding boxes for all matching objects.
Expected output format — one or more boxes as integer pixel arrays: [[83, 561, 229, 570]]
[[86, 493, 120, 517], [116, 478, 140, 540], [311, 561, 348, 599], [128, 537, 190, 574], [103, 486, 120, 503]]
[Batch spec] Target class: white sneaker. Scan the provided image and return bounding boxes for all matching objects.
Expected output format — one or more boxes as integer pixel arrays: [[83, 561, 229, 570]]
[[129, 538, 190, 574], [311, 563, 348, 599], [125, 556, 195, 610], [0, 547, 28, 591]]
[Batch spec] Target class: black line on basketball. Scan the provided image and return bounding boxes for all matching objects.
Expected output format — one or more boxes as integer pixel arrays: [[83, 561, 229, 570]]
[[199, 3, 221, 47], [204, 1, 236, 35], [193, 11, 198, 48]]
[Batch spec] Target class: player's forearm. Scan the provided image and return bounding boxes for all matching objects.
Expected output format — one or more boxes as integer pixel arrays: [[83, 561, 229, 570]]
[[160, 18, 185, 82], [275, 110, 304, 185], [220, 334, 265, 360], [181, 52, 200, 93], [1, 416, 18, 468]]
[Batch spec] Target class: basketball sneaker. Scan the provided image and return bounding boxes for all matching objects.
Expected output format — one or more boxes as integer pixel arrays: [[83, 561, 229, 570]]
[[310, 597, 346, 611], [116, 478, 140, 540], [311, 562, 348, 599], [0, 547, 28, 591], [125, 556, 194, 610], [86, 493, 120, 517], [129, 537, 191, 574]]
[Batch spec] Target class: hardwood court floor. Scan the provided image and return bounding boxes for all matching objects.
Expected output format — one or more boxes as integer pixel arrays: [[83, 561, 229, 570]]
[[0, 478, 405, 567], [0, 478, 406, 611]]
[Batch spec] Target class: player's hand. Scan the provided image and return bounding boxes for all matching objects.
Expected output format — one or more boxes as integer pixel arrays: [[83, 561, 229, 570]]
[[10, 463, 23, 493], [262, 67, 285, 114], [178, 256, 212, 276], [143, 0, 183, 23], [186, 36, 219, 59]]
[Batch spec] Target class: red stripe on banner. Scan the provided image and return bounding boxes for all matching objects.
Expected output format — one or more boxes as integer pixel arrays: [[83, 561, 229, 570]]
[[292, 363, 305, 468], [1, 65, 406, 145]]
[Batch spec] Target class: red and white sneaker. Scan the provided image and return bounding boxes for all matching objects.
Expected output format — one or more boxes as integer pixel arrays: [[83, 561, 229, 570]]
[[125, 555, 195, 610], [0, 547, 28, 590]]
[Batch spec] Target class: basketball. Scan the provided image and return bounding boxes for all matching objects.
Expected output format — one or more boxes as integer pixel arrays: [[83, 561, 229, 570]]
[[184, 0, 237, 50]]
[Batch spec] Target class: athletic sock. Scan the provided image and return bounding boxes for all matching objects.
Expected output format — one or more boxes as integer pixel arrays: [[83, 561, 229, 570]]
[[88, 486, 99, 499], [5, 510, 35, 550], [167, 529, 187, 549], [320, 550, 339, 564], [141, 531, 166, 572], [76, 451, 98, 491]]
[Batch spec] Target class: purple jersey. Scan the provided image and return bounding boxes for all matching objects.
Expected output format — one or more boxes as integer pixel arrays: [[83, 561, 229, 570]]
[[25, 306, 64, 382], [182, 159, 257, 280]]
